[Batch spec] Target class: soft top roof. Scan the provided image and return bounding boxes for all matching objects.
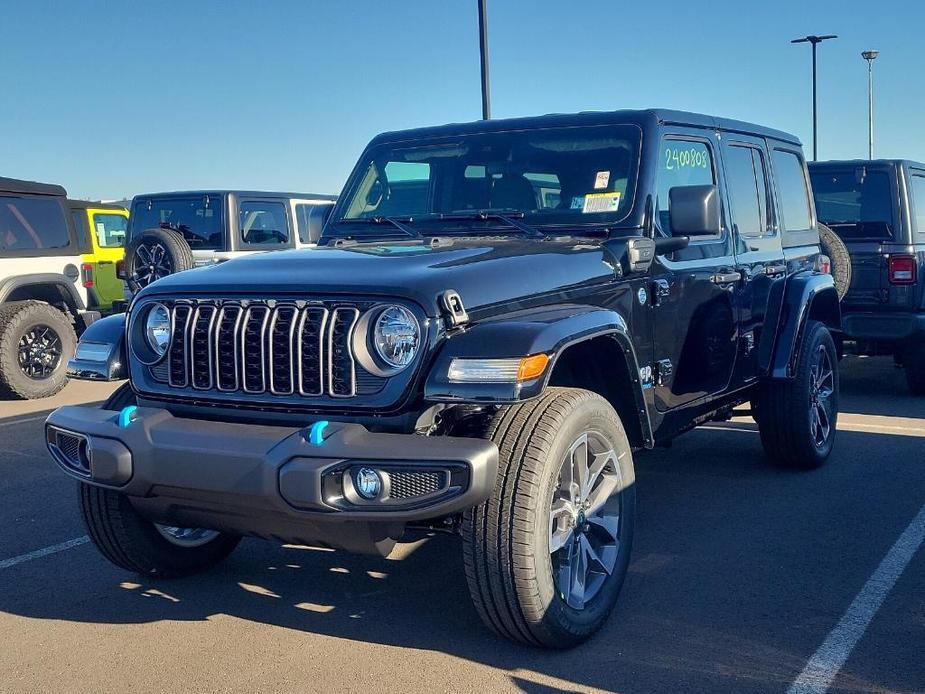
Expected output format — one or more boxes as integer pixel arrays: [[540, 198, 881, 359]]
[[810, 159, 925, 170], [0, 176, 67, 198], [131, 190, 337, 202], [370, 108, 802, 148], [67, 199, 128, 212]]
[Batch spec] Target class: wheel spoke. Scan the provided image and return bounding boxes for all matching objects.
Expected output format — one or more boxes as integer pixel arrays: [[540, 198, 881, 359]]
[[135, 245, 151, 265], [585, 470, 621, 516], [587, 513, 620, 543], [571, 434, 590, 502], [580, 534, 613, 576], [566, 537, 587, 609]]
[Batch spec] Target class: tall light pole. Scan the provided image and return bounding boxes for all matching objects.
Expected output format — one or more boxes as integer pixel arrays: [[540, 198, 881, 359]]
[[477, 0, 491, 120], [862, 50, 879, 159], [791, 34, 838, 161]]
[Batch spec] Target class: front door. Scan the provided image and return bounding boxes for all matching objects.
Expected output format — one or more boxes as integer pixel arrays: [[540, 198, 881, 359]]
[[720, 136, 783, 387], [651, 133, 738, 412]]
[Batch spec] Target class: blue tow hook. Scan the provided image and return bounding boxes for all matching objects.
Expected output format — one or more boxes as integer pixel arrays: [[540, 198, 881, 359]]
[[307, 420, 330, 445], [118, 405, 138, 429]]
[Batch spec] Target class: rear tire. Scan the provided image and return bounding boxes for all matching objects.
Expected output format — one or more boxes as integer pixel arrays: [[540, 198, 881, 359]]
[[0, 300, 76, 399], [903, 342, 925, 395], [461, 387, 635, 648], [756, 320, 839, 469], [79, 383, 240, 577], [818, 223, 851, 301]]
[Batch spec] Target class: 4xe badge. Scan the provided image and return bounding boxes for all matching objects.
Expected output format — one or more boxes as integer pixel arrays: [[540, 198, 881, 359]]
[[639, 365, 654, 389], [637, 287, 648, 305]]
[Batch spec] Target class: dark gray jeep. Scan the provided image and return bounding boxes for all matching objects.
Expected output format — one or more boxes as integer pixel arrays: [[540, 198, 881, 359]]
[[48, 110, 840, 647], [809, 160, 925, 393]]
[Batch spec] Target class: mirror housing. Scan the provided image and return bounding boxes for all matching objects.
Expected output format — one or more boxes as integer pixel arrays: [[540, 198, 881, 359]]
[[669, 184, 721, 237]]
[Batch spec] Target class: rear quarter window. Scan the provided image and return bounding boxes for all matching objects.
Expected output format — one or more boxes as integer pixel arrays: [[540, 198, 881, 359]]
[[911, 173, 925, 236], [0, 196, 72, 253], [772, 149, 813, 232]]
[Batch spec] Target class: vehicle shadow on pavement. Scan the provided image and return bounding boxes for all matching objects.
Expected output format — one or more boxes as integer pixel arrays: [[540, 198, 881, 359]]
[[4, 419, 919, 694], [838, 355, 925, 419]]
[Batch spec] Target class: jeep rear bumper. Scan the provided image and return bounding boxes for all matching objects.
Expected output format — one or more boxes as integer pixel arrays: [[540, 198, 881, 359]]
[[45, 405, 498, 555], [842, 311, 925, 343]]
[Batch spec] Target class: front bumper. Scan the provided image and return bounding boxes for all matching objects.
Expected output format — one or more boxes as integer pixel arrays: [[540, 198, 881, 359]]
[[45, 405, 498, 554], [842, 311, 925, 342]]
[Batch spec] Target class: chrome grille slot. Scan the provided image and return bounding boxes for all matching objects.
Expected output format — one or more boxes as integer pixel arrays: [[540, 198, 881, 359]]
[[298, 307, 327, 396], [328, 307, 359, 397], [215, 305, 243, 391], [241, 305, 270, 393], [269, 305, 298, 394], [191, 305, 217, 390], [168, 304, 192, 387]]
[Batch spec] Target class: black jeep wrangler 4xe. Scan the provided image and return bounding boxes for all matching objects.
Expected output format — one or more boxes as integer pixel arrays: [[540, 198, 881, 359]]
[[47, 110, 840, 648]]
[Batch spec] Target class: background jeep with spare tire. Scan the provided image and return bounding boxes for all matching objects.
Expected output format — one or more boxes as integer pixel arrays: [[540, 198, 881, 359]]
[[48, 110, 841, 647], [0, 177, 100, 399], [122, 190, 336, 293]]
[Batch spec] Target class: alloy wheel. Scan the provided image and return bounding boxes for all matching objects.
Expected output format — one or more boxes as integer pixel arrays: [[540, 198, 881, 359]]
[[17, 324, 62, 380], [549, 431, 623, 610], [809, 344, 835, 448], [132, 242, 173, 287], [154, 524, 221, 548]]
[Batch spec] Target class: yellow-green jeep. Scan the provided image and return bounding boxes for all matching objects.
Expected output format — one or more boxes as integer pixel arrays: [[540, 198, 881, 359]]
[[68, 201, 129, 313]]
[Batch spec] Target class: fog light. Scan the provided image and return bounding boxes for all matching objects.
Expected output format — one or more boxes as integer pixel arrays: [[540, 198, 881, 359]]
[[353, 467, 382, 500]]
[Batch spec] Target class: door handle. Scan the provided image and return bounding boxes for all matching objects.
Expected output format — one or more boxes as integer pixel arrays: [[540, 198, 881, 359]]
[[764, 264, 787, 275], [711, 271, 742, 285]]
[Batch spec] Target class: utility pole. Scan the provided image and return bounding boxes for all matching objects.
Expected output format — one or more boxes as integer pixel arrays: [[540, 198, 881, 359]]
[[862, 50, 879, 159], [791, 34, 838, 161], [477, 0, 491, 120]]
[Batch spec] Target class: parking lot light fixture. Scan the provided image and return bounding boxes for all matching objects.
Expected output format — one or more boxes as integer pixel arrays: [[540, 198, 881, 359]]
[[862, 50, 879, 159], [791, 34, 838, 161]]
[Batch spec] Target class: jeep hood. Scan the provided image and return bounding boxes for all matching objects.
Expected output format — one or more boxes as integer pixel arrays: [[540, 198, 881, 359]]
[[140, 238, 618, 316]]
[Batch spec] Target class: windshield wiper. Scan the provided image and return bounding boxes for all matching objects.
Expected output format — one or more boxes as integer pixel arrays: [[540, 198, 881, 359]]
[[437, 211, 545, 238], [336, 216, 421, 239]]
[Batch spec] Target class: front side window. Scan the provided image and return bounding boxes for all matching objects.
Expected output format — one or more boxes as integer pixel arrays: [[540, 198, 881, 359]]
[[131, 197, 223, 250], [910, 174, 925, 235], [333, 124, 642, 236], [809, 166, 894, 239], [655, 139, 715, 237], [239, 201, 289, 245], [773, 150, 813, 232], [0, 196, 71, 252], [92, 213, 127, 248], [725, 145, 769, 238]]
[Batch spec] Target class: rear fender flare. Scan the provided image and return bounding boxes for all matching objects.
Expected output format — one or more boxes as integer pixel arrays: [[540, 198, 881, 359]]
[[0, 273, 85, 312]]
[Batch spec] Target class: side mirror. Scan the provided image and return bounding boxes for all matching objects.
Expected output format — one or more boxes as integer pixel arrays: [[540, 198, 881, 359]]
[[669, 184, 721, 237]]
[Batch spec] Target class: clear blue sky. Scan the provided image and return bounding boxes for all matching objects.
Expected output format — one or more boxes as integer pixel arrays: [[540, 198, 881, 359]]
[[1, 0, 921, 200]]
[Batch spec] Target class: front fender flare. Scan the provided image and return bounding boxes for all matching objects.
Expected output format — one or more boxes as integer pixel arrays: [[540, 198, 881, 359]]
[[66, 312, 128, 381], [424, 304, 653, 446]]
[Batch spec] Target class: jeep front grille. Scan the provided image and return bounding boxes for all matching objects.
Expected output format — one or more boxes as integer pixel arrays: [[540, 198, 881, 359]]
[[162, 299, 372, 399]]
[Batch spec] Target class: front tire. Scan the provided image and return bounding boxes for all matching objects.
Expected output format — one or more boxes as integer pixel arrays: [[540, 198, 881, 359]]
[[0, 300, 76, 399], [80, 383, 240, 577], [461, 387, 635, 648], [757, 320, 839, 469]]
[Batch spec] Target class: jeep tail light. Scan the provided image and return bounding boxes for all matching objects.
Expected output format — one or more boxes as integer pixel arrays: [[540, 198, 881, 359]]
[[888, 255, 916, 285], [116, 259, 126, 280], [814, 254, 831, 275], [81, 263, 94, 288]]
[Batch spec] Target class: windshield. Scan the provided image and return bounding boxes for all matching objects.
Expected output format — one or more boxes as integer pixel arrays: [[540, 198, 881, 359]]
[[131, 196, 224, 250], [809, 166, 896, 240], [331, 124, 642, 236]]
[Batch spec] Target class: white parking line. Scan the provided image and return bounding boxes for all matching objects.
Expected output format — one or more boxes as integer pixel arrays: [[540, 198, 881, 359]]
[[0, 536, 89, 570], [787, 501, 925, 694], [0, 414, 46, 429]]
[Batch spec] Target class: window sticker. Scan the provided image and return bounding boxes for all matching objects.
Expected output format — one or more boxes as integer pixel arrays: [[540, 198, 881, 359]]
[[582, 192, 621, 214], [570, 196, 585, 209], [594, 171, 610, 189]]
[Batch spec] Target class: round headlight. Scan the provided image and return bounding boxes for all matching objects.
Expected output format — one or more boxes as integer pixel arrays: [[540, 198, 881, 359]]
[[144, 303, 172, 357], [373, 305, 420, 370]]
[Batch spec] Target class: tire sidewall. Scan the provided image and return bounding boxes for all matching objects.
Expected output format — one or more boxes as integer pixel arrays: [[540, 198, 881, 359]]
[[530, 396, 636, 640], [797, 322, 839, 461], [125, 228, 194, 291]]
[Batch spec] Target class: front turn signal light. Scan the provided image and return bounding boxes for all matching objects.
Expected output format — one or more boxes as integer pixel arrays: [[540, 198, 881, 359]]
[[447, 353, 550, 383]]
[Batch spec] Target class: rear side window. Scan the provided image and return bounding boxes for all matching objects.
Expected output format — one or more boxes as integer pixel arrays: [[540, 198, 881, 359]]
[[655, 139, 715, 236], [911, 174, 925, 235], [0, 196, 71, 252], [92, 213, 128, 248], [239, 201, 289, 246], [725, 145, 769, 238], [773, 150, 813, 232]]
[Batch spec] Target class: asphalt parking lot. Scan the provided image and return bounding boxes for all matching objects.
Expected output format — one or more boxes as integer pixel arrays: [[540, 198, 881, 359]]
[[1, 357, 923, 694]]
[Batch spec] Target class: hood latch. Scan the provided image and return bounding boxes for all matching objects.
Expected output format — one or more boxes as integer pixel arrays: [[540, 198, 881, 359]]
[[439, 290, 469, 328]]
